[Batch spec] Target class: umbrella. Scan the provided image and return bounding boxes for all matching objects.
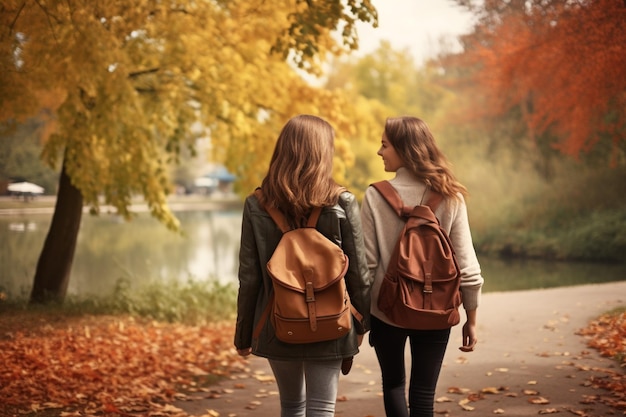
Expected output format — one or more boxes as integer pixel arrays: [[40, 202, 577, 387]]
[[7, 181, 45, 194], [207, 167, 236, 182]]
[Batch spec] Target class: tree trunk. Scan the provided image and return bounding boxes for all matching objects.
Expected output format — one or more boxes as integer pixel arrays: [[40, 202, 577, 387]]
[[29, 153, 83, 304]]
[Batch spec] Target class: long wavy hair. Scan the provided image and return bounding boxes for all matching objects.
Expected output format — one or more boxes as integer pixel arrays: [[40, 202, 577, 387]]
[[385, 116, 468, 199], [260, 115, 345, 225]]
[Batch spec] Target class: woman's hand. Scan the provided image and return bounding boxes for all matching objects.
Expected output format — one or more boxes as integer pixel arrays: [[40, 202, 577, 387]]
[[237, 347, 252, 357], [459, 309, 477, 352]]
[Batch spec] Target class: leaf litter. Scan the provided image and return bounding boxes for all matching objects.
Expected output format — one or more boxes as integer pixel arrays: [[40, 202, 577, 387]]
[[0, 314, 245, 416]]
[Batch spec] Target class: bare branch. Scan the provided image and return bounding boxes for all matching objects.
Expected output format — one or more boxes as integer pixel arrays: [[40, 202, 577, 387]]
[[7, 1, 27, 37], [128, 68, 160, 78], [33, 0, 61, 42]]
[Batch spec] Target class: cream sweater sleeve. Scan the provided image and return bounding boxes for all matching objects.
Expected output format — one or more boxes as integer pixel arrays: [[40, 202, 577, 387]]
[[440, 194, 483, 310]]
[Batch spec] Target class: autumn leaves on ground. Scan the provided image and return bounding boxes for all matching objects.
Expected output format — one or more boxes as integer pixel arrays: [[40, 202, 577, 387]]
[[1, 308, 624, 417], [0, 312, 246, 417]]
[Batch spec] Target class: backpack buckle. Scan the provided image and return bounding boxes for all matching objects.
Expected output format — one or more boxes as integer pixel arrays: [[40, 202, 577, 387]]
[[305, 281, 315, 302]]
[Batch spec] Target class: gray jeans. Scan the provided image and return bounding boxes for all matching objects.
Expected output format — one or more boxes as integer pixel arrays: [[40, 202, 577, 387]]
[[268, 358, 342, 417]]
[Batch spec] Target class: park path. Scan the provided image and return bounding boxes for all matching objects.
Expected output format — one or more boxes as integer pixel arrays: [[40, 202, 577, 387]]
[[176, 281, 626, 417]]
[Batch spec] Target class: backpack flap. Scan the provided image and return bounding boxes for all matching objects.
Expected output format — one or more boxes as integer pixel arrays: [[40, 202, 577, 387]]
[[267, 228, 349, 292], [396, 209, 459, 284]]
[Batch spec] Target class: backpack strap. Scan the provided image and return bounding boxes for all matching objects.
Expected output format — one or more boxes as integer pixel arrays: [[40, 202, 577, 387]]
[[254, 188, 291, 232], [254, 188, 322, 231], [425, 193, 443, 213], [371, 181, 411, 219], [371, 181, 402, 213], [306, 207, 323, 227], [371, 181, 443, 217]]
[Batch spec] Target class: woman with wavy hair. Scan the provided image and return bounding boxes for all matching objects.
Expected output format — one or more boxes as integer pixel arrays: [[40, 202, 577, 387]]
[[235, 114, 371, 417], [361, 116, 484, 417]]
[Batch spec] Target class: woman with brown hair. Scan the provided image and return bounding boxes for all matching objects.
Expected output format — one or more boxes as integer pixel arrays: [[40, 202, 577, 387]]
[[234, 114, 371, 417], [361, 116, 484, 417]]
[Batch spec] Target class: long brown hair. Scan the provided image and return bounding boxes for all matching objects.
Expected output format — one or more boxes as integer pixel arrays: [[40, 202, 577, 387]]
[[385, 116, 468, 199], [261, 114, 345, 225]]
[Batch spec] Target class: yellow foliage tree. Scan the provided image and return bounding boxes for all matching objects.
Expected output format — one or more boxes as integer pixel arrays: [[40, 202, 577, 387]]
[[0, 0, 376, 302]]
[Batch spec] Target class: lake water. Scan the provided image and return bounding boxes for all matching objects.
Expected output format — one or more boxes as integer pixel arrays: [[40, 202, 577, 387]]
[[2, 208, 625, 299]]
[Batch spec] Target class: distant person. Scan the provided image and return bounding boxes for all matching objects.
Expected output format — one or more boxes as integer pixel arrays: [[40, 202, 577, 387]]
[[361, 116, 484, 417], [234, 114, 371, 417]]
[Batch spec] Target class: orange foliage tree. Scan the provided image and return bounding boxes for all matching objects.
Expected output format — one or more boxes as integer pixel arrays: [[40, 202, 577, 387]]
[[450, 0, 626, 164]]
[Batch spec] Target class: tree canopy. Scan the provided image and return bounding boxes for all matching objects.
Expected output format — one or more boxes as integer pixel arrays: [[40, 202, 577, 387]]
[[449, 0, 626, 164], [0, 0, 378, 302], [0, 0, 377, 228]]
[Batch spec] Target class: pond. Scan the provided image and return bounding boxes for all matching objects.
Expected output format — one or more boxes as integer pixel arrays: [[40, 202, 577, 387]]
[[1, 208, 625, 299]]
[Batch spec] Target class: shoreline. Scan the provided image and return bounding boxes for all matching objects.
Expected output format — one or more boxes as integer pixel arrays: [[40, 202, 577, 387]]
[[0, 194, 243, 216]]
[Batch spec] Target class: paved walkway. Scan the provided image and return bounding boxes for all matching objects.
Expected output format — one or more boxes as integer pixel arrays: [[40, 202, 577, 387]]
[[176, 282, 626, 417]]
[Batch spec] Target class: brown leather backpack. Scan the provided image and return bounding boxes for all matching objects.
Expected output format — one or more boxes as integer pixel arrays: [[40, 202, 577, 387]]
[[372, 181, 462, 330], [253, 189, 361, 344]]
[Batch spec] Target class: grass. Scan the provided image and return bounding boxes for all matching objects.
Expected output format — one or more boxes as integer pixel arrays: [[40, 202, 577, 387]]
[[0, 278, 238, 325]]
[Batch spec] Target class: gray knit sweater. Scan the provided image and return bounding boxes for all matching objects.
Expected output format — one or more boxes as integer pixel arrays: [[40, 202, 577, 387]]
[[361, 168, 484, 325]]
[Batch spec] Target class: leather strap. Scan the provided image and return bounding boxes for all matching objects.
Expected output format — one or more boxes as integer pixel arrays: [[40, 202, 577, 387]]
[[252, 292, 273, 341], [254, 189, 291, 232], [422, 260, 433, 309], [306, 206, 322, 228], [371, 180, 444, 216], [255, 188, 323, 231], [305, 281, 317, 331]]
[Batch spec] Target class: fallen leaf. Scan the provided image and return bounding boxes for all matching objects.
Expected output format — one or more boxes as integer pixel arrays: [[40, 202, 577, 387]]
[[538, 408, 559, 414], [43, 402, 64, 409], [255, 375, 275, 382], [467, 392, 484, 402], [528, 396, 550, 404], [458, 398, 475, 411], [562, 407, 587, 416]]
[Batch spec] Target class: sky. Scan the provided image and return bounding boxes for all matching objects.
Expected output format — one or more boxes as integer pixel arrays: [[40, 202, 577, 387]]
[[354, 0, 476, 64]]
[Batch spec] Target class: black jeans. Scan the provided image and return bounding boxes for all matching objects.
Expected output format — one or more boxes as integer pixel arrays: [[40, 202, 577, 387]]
[[370, 315, 450, 417]]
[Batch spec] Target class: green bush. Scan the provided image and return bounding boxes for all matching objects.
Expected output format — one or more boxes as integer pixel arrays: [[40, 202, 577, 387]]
[[95, 278, 238, 323], [475, 209, 626, 262], [0, 278, 238, 325]]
